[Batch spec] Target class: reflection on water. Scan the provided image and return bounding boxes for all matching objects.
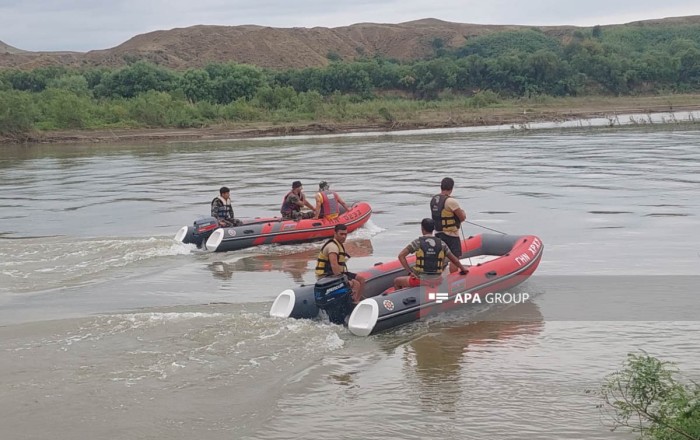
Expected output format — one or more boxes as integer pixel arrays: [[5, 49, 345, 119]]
[[409, 301, 544, 374], [405, 302, 544, 411], [207, 239, 374, 282], [253, 301, 554, 440]]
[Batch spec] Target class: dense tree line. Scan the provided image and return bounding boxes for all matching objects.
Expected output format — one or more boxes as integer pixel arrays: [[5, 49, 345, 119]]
[[2, 24, 700, 137]]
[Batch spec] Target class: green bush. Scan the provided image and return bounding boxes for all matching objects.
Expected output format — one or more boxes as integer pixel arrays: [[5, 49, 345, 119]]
[[458, 29, 562, 58], [36, 88, 92, 129], [126, 90, 173, 127], [0, 90, 37, 138], [298, 90, 323, 115], [468, 89, 501, 108], [95, 61, 177, 98], [195, 100, 223, 121], [377, 107, 395, 123], [597, 353, 700, 440], [90, 98, 133, 126], [222, 99, 261, 121], [254, 86, 299, 110], [47, 75, 90, 97]]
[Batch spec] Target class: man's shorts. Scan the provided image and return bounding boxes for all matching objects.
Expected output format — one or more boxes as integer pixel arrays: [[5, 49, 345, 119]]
[[436, 232, 462, 258], [408, 274, 442, 287]]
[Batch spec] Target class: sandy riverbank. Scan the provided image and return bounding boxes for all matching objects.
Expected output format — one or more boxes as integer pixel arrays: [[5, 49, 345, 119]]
[[4, 94, 700, 145]]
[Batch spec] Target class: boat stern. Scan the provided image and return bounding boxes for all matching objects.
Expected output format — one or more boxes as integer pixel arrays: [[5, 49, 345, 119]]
[[348, 299, 379, 336], [174, 225, 192, 243], [205, 228, 225, 251], [270, 289, 297, 318]]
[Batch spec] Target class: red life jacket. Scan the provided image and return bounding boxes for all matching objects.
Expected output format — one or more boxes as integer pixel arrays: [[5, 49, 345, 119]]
[[319, 190, 340, 219]]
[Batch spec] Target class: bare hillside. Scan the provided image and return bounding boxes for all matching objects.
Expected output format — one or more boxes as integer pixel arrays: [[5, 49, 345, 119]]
[[80, 19, 534, 69], [1, 16, 700, 70], [0, 40, 26, 55]]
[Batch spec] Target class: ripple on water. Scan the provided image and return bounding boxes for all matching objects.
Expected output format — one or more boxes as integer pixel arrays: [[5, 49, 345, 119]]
[[0, 236, 194, 293]]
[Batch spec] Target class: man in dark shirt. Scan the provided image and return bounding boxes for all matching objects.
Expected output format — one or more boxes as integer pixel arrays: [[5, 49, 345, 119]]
[[211, 186, 242, 227], [281, 181, 315, 220]]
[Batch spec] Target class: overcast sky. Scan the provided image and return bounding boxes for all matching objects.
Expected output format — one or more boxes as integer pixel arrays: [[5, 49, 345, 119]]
[[2, 0, 699, 52]]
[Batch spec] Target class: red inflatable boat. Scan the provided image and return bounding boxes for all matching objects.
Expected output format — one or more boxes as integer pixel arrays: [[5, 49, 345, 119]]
[[270, 233, 543, 336], [176, 202, 372, 252]]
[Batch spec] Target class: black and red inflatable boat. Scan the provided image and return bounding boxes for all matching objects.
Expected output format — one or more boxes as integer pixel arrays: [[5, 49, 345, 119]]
[[269, 233, 543, 336], [174, 202, 372, 252]]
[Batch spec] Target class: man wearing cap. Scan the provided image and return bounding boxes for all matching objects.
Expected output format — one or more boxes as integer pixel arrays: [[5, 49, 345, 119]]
[[281, 181, 315, 220], [211, 186, 242, 227], [394, 218, 468, 290], [314, 181, 350, 220]]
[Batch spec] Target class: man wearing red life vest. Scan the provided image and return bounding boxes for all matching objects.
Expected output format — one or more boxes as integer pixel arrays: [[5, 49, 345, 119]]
[[313, 181, 350, 220]]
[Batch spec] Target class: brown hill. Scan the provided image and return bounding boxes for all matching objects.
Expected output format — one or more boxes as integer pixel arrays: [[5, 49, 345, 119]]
[[1, 40, 27, 54], [1, 16, 700, 70], [80, 19, 536, 69]]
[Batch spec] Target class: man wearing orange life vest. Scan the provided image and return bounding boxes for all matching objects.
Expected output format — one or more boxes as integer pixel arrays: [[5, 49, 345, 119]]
[[313, 181, 350, 220]]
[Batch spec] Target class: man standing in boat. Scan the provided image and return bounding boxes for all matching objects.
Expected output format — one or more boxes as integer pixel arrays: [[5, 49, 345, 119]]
[[394, 218, 468, 290], [313, 181, 350, 220], [315, 224, 366, 304], [430, 177, 467, 273], [281, 181, 315, 220], [211, 186, 242, 227]]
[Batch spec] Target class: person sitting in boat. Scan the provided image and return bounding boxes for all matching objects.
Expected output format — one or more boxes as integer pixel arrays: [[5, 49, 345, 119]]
[[281, 181, 315, 220], [315, 224, 366, 304], [314, 181, 350, 220], [211, 186, 242, 227], [393, 218, 468, 290]]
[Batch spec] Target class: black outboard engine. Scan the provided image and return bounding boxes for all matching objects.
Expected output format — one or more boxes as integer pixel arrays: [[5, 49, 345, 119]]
[[314, 274, 353, 325], [192, 217, 219, 248]]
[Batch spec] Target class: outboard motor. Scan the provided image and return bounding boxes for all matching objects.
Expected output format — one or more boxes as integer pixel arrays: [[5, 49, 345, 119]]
[[192, 217, 219, 248], [314, 274, 353, 325]]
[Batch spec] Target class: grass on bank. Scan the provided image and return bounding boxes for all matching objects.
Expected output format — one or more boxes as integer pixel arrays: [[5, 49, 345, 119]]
[[2, 89, 700, 142]]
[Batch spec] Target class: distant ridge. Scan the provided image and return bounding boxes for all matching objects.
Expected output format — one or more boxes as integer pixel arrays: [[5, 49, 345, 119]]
[[2, 15, 700, 70], [0, 40, 26, 54]]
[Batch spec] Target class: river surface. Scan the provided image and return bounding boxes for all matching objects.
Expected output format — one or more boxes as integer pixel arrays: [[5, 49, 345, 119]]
[[1, 123, 699, 439]]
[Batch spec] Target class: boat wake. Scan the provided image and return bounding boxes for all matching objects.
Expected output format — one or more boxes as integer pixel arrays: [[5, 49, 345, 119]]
[[0, 236, 195, 294]]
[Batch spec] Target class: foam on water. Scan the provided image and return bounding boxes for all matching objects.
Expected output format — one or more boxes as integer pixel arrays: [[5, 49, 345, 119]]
[[3, 305, 347, 392], [226, 218, 384, 258], [0, 236, 194, 293], [350, 218, 385, 239]]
